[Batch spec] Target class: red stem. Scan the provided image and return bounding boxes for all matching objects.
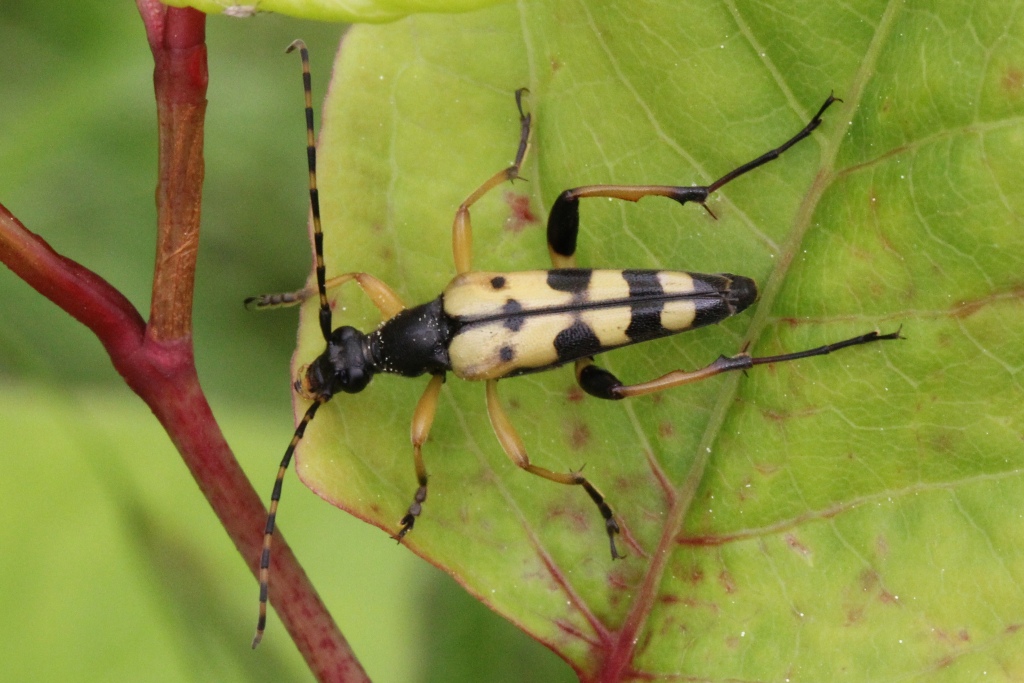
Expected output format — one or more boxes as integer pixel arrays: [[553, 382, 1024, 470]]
[[0, 5, 367, 681]]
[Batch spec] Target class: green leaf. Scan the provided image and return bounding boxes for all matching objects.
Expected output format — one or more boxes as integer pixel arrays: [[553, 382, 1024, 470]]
[[291, 1, 1024, 679], [168, 0, 509, 23]]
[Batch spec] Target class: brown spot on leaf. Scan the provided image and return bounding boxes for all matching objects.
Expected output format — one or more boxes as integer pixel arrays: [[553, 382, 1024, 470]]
[[1003, 66, 1024, 94], [567, 421, 591, 450], [504, 191, 538, 233], [566, 385, 585, 403], [607, 571, 629, 592], [682, 597, 720, 615], [950, 284, 1024, 320], [548, 503, 588, 532], [718, 570, 737, 594], [928, 430, 957, 455], [658, 421, 675, 438], [954, 298, 986, 319], [785, 533, 811, 559]]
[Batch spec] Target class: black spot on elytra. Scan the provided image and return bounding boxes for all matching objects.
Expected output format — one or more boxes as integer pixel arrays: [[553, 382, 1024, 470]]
[[622, 270, 669, 340], [621, 269, 663, 298], [499, 345, 515, 362], [490, 276, 506, 289], [685, 273, 738, 331], [553, 320, 602, 362], [501, 298, 525, 331], [547, 268, 592, 293]]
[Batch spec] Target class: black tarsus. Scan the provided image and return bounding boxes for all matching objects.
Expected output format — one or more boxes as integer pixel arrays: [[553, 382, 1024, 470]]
[[749, 325, 902, 367], [705, 93, 841, 193], [546, 93, 842, 259]]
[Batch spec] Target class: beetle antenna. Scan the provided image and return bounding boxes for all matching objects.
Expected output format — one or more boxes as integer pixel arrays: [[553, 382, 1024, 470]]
[[286, 39, 332, 343], [253, 398, 324, 648], [252, 39, 332, 650]]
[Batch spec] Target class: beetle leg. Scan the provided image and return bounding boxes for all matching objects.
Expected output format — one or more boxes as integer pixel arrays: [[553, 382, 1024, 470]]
[[575, 328, 902, 400], [546, 94, 840, 269], [452, 90, 532, 275], [394, 373, 446, 541], [485, 379, 622, 559], [245, 271, 406, 321]]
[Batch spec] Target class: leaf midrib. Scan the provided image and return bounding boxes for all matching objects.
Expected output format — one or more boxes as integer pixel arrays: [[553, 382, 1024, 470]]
[[594, 0, 909, 675]]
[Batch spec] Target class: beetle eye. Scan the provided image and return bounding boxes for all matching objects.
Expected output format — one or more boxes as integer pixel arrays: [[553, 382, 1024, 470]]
[[338, 365, 370, 394]]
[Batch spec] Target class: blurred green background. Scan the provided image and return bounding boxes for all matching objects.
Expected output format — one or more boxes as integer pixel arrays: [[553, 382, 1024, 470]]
[[0, 3, 573, 681]]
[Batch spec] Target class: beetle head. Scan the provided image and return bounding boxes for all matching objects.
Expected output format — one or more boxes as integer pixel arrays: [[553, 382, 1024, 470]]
[[296, 326, 374, 400]]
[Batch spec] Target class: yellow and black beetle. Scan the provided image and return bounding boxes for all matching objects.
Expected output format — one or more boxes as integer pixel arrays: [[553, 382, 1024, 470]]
[[250, 41, 901, 646]]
